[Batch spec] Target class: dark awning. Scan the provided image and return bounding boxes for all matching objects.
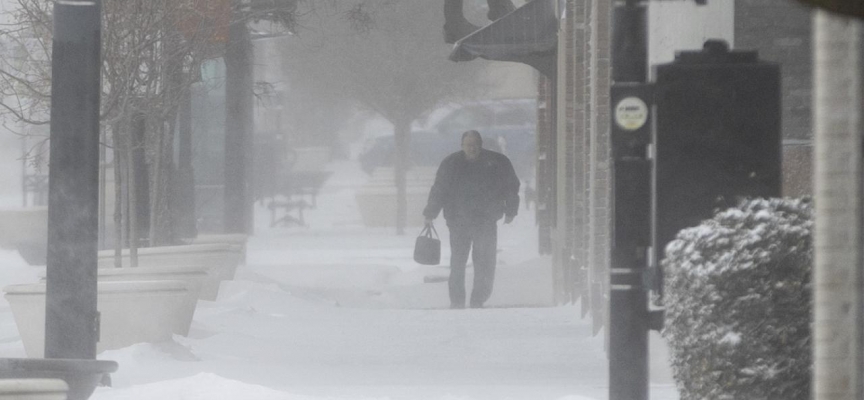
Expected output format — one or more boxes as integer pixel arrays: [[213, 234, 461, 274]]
[[794, 0, 864, 19], [449, 0, 558, 78]]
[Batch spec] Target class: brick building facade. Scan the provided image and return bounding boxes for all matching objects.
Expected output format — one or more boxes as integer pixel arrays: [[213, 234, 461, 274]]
[[546, 0, 814, 332]]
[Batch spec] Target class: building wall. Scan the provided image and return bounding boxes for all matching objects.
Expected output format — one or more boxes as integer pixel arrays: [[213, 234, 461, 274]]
[[551, 0, 814, 334], [736, 0, 813, 196], [586, 0, 612, 332], [572, 0, 591, 313], [735, 0, 812, 141], [550, 0, 593, 312]]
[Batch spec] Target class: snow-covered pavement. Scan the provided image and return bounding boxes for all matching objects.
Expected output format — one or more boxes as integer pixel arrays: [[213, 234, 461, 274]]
[[0, 160, 679, 400]]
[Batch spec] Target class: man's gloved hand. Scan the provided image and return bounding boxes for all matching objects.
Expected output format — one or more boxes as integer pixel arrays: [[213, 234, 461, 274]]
[[504, 215, 514, 224]]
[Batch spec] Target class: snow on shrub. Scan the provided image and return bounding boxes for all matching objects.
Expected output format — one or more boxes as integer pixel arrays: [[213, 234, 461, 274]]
[[661, 198, 812, 400]]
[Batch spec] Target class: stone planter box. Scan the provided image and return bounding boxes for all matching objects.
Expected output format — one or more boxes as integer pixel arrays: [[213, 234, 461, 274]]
[[0, 207, 47, 265], [0, 359, 117, 400], [0, 378, 67, 400], [96, 266, 208, 335], [4, 281, 188, 358], [97, 243, 244, 300]]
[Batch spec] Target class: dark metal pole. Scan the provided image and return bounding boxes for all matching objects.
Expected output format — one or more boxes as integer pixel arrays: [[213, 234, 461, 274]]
[[45, 0, 102, 359], [609, 1, 649, 399]]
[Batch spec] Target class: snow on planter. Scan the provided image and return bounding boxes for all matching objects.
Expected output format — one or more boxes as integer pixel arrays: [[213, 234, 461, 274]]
[[662, 197, 812, 400]]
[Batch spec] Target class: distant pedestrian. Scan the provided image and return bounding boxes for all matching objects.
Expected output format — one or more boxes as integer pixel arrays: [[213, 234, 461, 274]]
[[423, 130, 520, 309]]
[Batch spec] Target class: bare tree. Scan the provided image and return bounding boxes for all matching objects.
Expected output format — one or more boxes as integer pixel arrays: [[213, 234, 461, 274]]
[[283, 0, 490, 234], [0, 0, 222, 258]]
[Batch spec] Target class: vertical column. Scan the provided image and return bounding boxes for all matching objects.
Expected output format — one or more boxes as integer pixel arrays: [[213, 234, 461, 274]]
[[45, 0, 102, 359], [609, 1, 649, 399], [571, 0, 590, 312], [587, 0, 613, 333], [536, 76, 555, 255], [812, 9, 863, 400], [555, 0, 576, 303]]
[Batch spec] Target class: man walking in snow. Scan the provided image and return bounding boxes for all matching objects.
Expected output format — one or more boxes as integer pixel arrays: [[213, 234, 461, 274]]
[[423, 130, 520, 309]]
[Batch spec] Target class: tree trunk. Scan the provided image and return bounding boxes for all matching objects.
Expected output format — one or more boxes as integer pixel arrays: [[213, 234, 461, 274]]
[[112, 122, 123, 268], [223, 6, 254, 234], [99, 128, 106, 249], [149, 33, 183, 246], [393, 119, 410, 235], [174, 84, 197, 239], [813, 9, 863, 399], [127, 115, 146, 267], [149, 119, 177, 247]]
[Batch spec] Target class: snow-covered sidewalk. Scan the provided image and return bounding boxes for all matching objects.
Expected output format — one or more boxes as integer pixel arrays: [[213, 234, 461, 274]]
[[0, 160, 678, 400]]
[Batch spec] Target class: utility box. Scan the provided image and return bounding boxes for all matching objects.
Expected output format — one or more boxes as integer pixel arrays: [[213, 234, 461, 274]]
[[653, 40, 782, 279]]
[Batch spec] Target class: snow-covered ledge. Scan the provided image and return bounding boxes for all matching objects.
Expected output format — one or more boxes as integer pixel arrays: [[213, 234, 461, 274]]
[[4, 280, 188, 358], [97, 243, 244, 300], [184, 234, 248, 247], [0, 378, 67, 400]]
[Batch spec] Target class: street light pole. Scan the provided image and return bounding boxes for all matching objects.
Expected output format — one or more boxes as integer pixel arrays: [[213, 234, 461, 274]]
[[45, 0, 102, 359], [609, 0, 649, 399]]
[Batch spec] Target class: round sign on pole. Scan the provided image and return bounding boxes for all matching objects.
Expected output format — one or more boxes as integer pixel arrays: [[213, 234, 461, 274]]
[[615, 96, 649, 131]]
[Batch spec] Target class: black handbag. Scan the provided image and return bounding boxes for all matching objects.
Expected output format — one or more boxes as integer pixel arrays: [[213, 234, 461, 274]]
[[413, 223, 441, 265]]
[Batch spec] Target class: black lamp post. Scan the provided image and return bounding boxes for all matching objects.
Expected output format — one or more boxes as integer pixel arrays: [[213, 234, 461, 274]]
[[609, 0, 649, 399], [45, 0, 102, 360]]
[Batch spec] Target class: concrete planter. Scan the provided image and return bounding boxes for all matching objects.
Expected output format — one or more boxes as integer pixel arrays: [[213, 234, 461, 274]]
[[0, 207, 47, 265], [4, 281, 188, 358], [0, 359, 117, 400], [97, 243, 244, 300], [0, 378, 67, 400], [96, 266, 208, 335]]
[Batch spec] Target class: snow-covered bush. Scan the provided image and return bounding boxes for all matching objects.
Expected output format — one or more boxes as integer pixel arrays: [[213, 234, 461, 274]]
[[662, 198, 812, 400]]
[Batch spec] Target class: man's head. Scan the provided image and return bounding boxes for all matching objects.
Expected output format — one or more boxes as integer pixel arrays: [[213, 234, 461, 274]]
[[461, 130, 482, 161]]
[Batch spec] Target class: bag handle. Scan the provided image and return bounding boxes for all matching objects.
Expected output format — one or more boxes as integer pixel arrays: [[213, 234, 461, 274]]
[[420, 222, 439, 239]]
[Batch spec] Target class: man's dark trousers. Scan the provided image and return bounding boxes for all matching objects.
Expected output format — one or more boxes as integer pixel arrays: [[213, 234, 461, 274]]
[[448, 220, 497, 308]]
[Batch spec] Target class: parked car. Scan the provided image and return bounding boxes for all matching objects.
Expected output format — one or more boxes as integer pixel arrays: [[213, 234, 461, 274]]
[[359, 98, 537, 179]]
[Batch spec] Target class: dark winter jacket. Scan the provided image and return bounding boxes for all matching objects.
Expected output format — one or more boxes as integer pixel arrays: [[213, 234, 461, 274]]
[[423, 149, 520, 225]]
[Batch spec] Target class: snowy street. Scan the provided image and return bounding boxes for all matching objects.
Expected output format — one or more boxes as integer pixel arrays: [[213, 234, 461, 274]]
[[0, 161, 678, 400]]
